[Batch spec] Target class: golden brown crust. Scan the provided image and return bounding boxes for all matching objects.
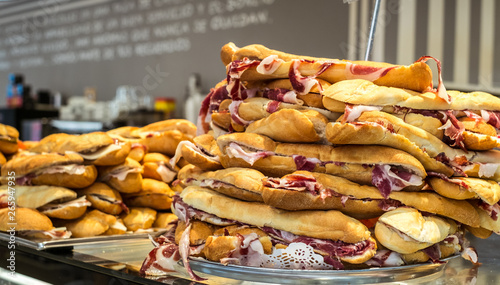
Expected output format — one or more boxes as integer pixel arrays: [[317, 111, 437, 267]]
[[392, 113, 444, 140], [401, 243, 458, 264], [0, 185, 76, 209], [245, 109, 328, 143], [124, 179, 175, 210], [0, 124, 19, 154], [99, 158, 143, 193], [196, 167, 265, 202], [389, 191, 480, 227], [428, 177, 477, 200], [237, 97, 340, 122], [180, 186, 371, 244], [54, 132, 115, 154], [42, 203, 88, 220], [181, 134, 223, 171], [262, 186, 384, 219], [375, 208, 456, 254], [121, 207, 157, 231], [140, 130, 193, 157], [142, 152, 179, 183], [64, 209, 117, 238], [78, 182, 125, 215], [460, 117, 497, 136], [464, 225, 492, 239], [429, 177, 500, 205], [462, 131, 500, 151], [0, 208, 52, 232], [261, 172, 385, 218], [153, 213, 178, 228], [217, 133, 427, 183], [470, 199, 500, 232], [227, 43, 432, 92], [449, 90, 500, 111], [325, 121, 454, 176], [133, 119, 196, 138], [322, 79, 450, 110], [31, 165, 98, 189], [92, 141, 131, 166], [1, 152, 84, 177], [175, 220, 218, 246], [102, 219, 127, 236]]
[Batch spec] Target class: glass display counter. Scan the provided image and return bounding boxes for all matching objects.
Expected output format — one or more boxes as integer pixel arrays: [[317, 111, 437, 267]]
[[0, 235, 499, 285]]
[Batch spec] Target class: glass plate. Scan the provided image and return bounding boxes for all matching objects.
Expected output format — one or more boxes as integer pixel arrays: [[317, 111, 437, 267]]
[[182, 255, 458, 284]]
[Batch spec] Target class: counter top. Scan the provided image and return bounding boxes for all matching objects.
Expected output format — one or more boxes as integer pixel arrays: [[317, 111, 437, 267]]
[[1, 234, 499, 284]]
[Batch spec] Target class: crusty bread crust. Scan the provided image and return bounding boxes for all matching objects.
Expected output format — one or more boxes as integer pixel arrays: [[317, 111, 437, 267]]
[[470, 200, 500, 233], [392, 113, 444, 140], [0, 208, 52, 232], [99, 158, 143, 193], [245, 109, 328, 143], [389, 191, 480, 227], [124, 179, 175, 210], [325, 122, 454, 176], [322, 79, 449, 110], [42, 203, 87, 220], [32, 165, 98, 189], [225, 43, 432, 92], [140, 130, 193, 157], [64, 209, 117, 238], [1, 152, 84, 177], [464, 225, 492, 239], [79, 182, 125, 215], [180, 186, 371, 244], [375, 208, 455, 254], [92, 141, 131, 166], [262, 186, 384, 219], [237, 97, 341, 122], [401, 243, 459, 264], [121, 207, 157, 231], [2, 185, 76, 209], [153, 212, 177, 228], [181, 134, 222, 171], [217, 133, 427, 184], [0, 124, 19, 154], [429, 177, 500, 205], [133, 119, 196, 138], [449, 90, 500, 111], [196, 167, 264, 202]]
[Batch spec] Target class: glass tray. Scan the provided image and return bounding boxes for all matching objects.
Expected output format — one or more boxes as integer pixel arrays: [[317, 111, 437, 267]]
[[179, 255, 458, 284]]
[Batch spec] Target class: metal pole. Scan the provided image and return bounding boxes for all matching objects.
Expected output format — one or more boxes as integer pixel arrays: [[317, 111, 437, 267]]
[[364, 0, 382, 61]]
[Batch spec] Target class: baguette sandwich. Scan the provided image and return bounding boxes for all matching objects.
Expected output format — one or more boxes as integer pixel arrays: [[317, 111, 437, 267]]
[[98, 157, 143, 193], [0, 185, 90, 219], [0, 123, 19, 154], [141, 186, 377, 280], [29, 132, 131, 166], [78, 182, 129, 215], [217, 133, 426, 198], [0, 208, 71, 239], [1, 152, 97, 188]]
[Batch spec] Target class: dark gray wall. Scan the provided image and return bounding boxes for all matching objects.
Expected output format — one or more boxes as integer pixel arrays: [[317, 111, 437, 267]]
[[0, 0, 350, 116]]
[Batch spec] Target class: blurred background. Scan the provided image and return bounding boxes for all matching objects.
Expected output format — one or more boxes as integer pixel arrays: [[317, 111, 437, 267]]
[[0, 0, 499, 140]]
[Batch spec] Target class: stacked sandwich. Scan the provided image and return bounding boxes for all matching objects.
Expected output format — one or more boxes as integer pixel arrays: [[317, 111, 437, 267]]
[[0, 119, 195, 239], [141, 43, 497, 280]]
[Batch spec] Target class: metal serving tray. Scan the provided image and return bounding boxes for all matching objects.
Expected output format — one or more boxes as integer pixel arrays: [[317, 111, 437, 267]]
[[0, 230, 165, 251]]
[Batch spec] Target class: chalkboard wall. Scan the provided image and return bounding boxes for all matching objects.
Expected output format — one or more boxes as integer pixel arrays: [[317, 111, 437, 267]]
[[0, 0, 352, 116]]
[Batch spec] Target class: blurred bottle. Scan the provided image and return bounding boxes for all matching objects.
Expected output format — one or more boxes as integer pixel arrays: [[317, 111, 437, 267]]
[[184, 73, 204, 124]]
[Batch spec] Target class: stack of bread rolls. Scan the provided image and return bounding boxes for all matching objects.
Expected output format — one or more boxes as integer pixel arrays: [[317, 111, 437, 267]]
[[0, 119, 195, 239], [141, 43, 499, 280]]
